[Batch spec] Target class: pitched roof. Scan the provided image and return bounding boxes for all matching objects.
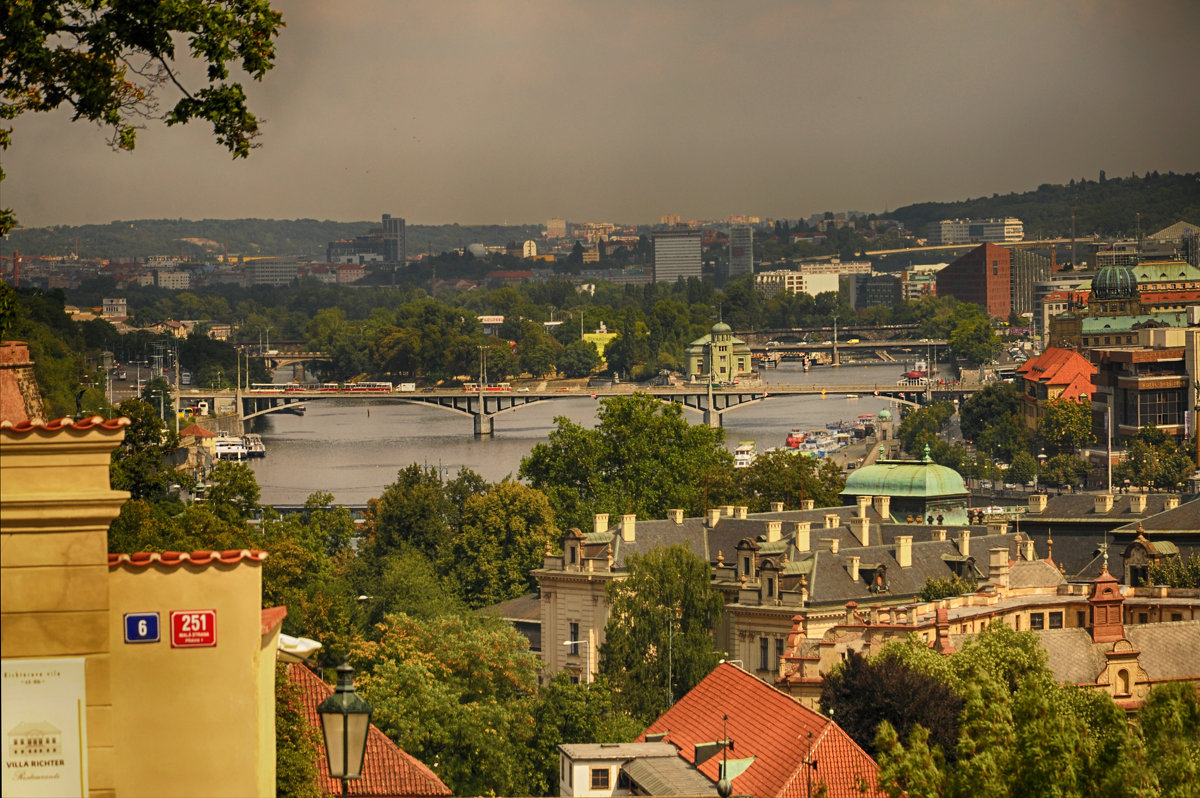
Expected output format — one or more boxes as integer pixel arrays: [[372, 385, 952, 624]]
[[1015, 347, 1096, 395], [637, 662, 881, 798], [261, 605, 288, 636], [179, 422, 217, 438], [287, 664, 451, 798], [1, 414, 131, 433], [108, 550, 269, 568]]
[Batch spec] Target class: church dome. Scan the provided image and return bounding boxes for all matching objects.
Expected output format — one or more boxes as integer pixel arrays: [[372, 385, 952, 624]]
[[1091, 264, 1138, 300], [841, 455, 968, 499], [711, 322, 733, 334]]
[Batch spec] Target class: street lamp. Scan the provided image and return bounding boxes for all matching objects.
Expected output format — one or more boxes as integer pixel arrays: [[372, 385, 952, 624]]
[[562, 639, 592, 684], [317, 661, 373, 796], [1036, 450, 1047, 493]]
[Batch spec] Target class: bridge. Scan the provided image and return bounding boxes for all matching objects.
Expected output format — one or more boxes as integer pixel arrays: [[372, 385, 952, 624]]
[[181, 381, 981, 438]]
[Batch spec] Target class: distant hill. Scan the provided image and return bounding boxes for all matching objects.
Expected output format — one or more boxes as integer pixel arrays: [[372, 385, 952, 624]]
[[3, 218, 545, 260], [889, 171, 1200, 239]]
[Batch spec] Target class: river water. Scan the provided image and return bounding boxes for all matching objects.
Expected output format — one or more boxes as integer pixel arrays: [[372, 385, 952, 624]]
[[248, 360, 936, 505]]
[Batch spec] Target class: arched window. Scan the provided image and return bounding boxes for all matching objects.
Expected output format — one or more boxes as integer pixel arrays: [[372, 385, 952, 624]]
[[1117, 668, 1131, 695]]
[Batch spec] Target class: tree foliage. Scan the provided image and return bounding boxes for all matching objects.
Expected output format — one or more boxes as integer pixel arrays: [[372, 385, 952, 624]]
[[274, 665, 322, 798], [1038, 397, 1094, 457], [520, 394, 732, 531], [599, 545, 724, 722], [1114, 425, 1196, 491], [1, 0, 285, 233], [959, 382, 1028, 460], [1147, 552, 1200, 589]]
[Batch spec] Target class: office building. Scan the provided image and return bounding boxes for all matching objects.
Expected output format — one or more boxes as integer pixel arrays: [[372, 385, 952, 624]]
[[728, 224, 753, 278], [935, 242, 1012, 318], [382, 213, 406, 264], [754, 270, 839, 298], [652, 230, 702, 283], [924, 217, 1024, 245]]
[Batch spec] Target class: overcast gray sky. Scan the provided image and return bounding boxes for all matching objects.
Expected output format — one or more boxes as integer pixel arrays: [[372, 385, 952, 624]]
[[5, 0, 1199, 228]]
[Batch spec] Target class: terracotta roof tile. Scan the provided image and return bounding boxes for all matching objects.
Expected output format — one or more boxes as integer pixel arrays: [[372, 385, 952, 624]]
[[108, 550, 269, 568], [1, 415, 131, 432], [179, 423, 218, 438], [637, 662, 880, 798], [261, 605, 288, 636], [287, 664, 451, 797]]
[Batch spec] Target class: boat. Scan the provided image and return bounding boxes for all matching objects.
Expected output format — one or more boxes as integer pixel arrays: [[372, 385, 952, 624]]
[[280, 403, 306, 416], [734, 441, 757, 469], [785, 429, 807, 448], [243, 433, 266, 458], [214, 434, 248, 461]]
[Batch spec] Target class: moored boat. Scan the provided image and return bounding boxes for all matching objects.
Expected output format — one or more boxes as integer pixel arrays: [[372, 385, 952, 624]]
[[785, 428, 807, 448], [214, 434, 248, 461], [734, 441, 757, 469], [243, 433, 266, 458]]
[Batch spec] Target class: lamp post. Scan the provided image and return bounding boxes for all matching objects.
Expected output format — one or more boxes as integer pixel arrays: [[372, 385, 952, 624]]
[[317, 661, 373, 797], [562, 639, 591, 684], [1036, 450, 1047, 493]]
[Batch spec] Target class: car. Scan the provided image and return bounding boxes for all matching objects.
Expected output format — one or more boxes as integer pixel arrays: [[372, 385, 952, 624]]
[[980, 480, 994, 489], [517, 387, 531, 392]]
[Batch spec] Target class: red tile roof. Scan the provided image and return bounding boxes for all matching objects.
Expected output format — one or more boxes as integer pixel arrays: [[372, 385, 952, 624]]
[[637, 663, 880, 798], [179, 422, 217, 438], [1016, 347, 1096, 399], [287, 664, 451, 797], [1, 415, 131, 432], [108, 550, 270, 568], [261, 605, 289, 636]]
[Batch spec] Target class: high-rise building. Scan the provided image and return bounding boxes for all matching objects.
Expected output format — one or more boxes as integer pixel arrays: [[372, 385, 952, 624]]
[[652, 230, 702, 283], [924, 218, 1024, 245], [382, 213, 406, 264], [935, 242, 1011, 318], [728, 224, 754, 278]]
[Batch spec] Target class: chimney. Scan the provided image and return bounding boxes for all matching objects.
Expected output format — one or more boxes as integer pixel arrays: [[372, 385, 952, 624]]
[[987, 521, 1007, 537], [708, 508, 722, 528], [722, 505, 735, 517], [932, 529, 947, 542], [801, 499, 815, 511], [849, 515, 870, 547], [794, 522, 811, 552], [1164, 496, 1180, 511], [847, 555, 861, 582], [845, 601, 858, 624], [621, 514, 636, 542], [820, 538, 840, 554], [594, 513, 609, 535], [824, 513, 840, 529], [957, 529, 971, 558], [896, 535, 912, 568], [856, 495, 871, 518], [766, 521, 782, 542], [1022, 538, 1036, 561], [1128, 494, 1146, 513], [1094, 494, 1114, 513], [873, 495, 892, 520], [736, 506, 749, 519], [667, 508, 684, 524], [1028, 494, 1047, 513], [988, 547, 1010, 588], [770, 501, 785, 513]]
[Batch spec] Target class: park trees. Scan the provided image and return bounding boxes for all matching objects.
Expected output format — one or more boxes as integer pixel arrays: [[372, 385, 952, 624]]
[[599, 545, 724, 722], [109, 397, 182, 500], [948, 314, 1002, 366], [519, 394, 733, 531], [1, 0, 285, 234], [557, 338, 601, 379], [1114, 425, 1195, 491], [734, 448, 845, 510], [1038, 396, 1094, 456], [959, 382, 1027, 460]]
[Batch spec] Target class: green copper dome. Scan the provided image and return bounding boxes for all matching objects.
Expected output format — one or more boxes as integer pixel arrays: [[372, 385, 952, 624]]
[[841, 457, 968, 500], [877, 408, 893, 421], [1091, 264, 1138, 300], [711, 321, 732, 334]]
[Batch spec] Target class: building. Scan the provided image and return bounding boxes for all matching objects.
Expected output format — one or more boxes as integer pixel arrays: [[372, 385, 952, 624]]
[[754, 270, 838, 298], [1089, 327, 1196, 443], [652, 230, 702, 283], [244, 259, 299, 288], [327, 214, 406, 264], [851, 274, 902, 309], [101, 297, 127, 317], [727, 224, 753, 278], [382, 213, 406, 265], [924, 217, 1024, 245], [797, 259, 871, 276], [1013, 346, 1096, 432], [935, 242, 1011, 318], [155, 269, 191, 290], [546, 218, 568, 238], [900, 270, 937, 301], [1009, 249, 1052, 317], [684, 322, 752, 384]]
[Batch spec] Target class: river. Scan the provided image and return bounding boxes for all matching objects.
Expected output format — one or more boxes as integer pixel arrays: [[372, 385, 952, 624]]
[[248, 360, 940, 505]]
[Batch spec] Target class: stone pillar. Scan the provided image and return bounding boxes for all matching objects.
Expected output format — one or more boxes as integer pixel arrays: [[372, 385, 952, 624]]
[[474, 413, 494, 437]]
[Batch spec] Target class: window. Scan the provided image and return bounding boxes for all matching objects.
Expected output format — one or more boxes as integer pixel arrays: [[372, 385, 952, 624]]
[[617, 771, 631, 790], [569, 545, 577, 565], [766, 577, 775, 598], [1138, 613, 1148, 624], [759, 637, 770, 671], [569, 622, 580, 656], [742, 557, 751, 577], [1077, 611, 1087, 628], [1172, 613, 1183, 622], [776, 637, 784, 667], [1117, 668, 1131, 696], [1049, 612, 1063, 629], [591, 768, 610, 790], [1030, 613, 1045, 630]]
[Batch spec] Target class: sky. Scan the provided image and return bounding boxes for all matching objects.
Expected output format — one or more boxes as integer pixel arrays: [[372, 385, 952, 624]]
[[4, 0, 1199, 228]]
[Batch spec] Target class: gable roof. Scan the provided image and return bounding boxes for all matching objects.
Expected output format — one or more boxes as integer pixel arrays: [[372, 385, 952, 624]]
[[1015, 347, 1096, 395], [287, 664, 451, 798], [637, 662, 881, 798]]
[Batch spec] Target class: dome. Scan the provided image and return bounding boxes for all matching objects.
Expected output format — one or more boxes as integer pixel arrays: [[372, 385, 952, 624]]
[[1091, 264, 1138, 300], [877, 408, 893, 421], [711, 322, 732, 334], [841, 457, 968, 500]]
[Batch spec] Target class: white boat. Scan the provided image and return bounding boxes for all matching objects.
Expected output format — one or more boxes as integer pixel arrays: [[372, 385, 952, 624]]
[[734, 441, 757, 469], [214, 434, 248, 461], [243, 433, 266, 458]]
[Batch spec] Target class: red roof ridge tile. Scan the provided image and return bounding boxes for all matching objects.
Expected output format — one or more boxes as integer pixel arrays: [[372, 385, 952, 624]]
[[1, 415, 131, 432], [108, 550, 269, 569], [261, 605, 288, 635]]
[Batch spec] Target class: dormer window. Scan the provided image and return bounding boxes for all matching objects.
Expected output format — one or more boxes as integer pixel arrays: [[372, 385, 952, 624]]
[[569, 545, 577, 565], [766, 577, 775, 598], [743, 557, 751, 577]]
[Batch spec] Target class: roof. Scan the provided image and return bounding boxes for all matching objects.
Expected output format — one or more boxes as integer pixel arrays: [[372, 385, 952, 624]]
[[623, 753, 719, 795], [179, 423, 217, 438], [841, 455, 967, 500], [1007, 559, 1066, 589], [1015, 347, 1096, 395], [287, 664, 451, 797], [108, 550, 269, 568], [1030, 622, 1200, 685], [1115, 500, 1200, 533], [1, 414, 131, 433], [261, 605, 288, 636], [637, 662, 880, 798]]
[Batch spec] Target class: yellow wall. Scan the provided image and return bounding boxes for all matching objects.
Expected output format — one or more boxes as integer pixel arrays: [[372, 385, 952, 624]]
[[108, 558, 275, 798], [1, 423, 129, 798]]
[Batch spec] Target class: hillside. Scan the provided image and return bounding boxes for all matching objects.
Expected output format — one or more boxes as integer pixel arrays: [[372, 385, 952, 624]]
[[890, 171, 1200, 239], [3, 218, 544, 260]]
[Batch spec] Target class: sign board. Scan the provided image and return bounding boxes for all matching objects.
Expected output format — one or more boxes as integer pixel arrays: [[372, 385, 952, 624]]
[[1, 658, 89, 797], [170, 610, 217, 648], [123, 613, 160, 644]]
